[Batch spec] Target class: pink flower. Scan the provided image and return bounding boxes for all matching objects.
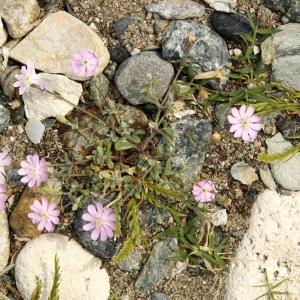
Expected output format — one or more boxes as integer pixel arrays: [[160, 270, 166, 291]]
[[71, 49, 100, 77], [0, 148, 11, 185], [28, 198, 60, 231], [192, 180, 216, 202], [13, 58, 45, 95], [0, 184, 8, 211], [18, 154, 48, 188], [82, 202, 116, 241], [227, 104, 262, 143]]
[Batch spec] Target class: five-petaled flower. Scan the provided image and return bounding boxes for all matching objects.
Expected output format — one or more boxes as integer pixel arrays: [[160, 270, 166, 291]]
[[227, 104, 262, 143], [82, 202, 116, 241], [18, 154, 48, 188], [0, 148, 11, 185], [0, 184, 8, 211], [71, 49, 100, 77], [13, 58, 45, 95], [192, 180, 216, 202], [28, 198, 60, 231]]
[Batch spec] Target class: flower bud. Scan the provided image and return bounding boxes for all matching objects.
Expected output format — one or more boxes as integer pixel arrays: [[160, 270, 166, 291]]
[[211, 132, 221, 142]]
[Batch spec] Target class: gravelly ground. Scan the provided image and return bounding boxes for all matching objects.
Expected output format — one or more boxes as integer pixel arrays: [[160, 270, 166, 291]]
[[0, 0, 285, 299]]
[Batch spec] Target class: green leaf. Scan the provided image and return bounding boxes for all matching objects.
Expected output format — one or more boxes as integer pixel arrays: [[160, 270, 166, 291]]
[[133, 129, 146, 136], [152, 226, 180, 239], [187, 63, 195, 80], [99, 171, 112, 179], [31, 277, 42, 300], [256, 28, 282, 35], [247, 83, 276, 93], [145, 180, 185, 200], [238, 32, 253, 42], [194, 251, 218, 265], [140, 86, 150, 94], [115, 137, 136, 151], [246, 10, 255, 29], [160, 130, 175, 148], [257, 146, 300, 163], [128, 135, 141, 144], [187, 234, 200, 248], [234, 66, 251, 74], [143, 95, 158, 105], [226, 73, 243, 79], [247, 92, 278, 105], [47, 254, 61, 300]]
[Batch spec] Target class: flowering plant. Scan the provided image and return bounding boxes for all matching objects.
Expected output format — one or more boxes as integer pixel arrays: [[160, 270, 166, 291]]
[[192, 180, 216, 202]]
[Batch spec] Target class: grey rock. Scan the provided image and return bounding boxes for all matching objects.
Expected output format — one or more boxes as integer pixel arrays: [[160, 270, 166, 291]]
[[10, 11, 109, 81], [0, 211, 9, 270], [0, 104, 9, 133], [211, 12, 254, 43], [266, 132, 300, 190], [114, 16, 137, 40], [259, 166, 277, 191], [145, 0, 205, 20], [1, 65, 21, 98], [162, 21, 231, 90], [89, 73, 109, 103], [262, 0, 300, 22], [231, 162, 258, 185], [104, 61, 117, 80], [159, 117, 212, 185], [232, 231, 244, 237], [0, 0, 40, 38], [15, 233, 110, 300], [139, 205, 171, 228], [261, 23, 300, 91], [117, 252, 142, 271], [22, 73, 82, 120], [276, 115, 297, 136], [151, 293, 172, 300], [25, 119, 45, 144], [214, 103, 231, 128], [153, 13, 170, 34], [115, 51, 174, 105], [135, 237, 178, 291], [11, 104, 25, 124], [73, 194, 121, 258]]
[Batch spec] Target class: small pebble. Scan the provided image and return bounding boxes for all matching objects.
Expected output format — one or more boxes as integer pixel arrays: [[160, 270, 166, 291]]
[[233, 48, 242, 56]]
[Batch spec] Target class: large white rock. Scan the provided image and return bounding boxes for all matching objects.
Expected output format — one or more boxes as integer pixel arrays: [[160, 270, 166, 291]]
[[10, 11, 110, 81], [15, 233, 110, 300], [22, 73, 82, 120], [225, 190, 300, 300], [0, 211, 9, 271]]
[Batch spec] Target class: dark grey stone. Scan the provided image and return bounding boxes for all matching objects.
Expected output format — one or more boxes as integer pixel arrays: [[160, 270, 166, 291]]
[[138, 205, 171, 228], [0, 104, 10, 133], [109, 46, 130, 66], [115, 51, 174, 105], [232, 231, 244, 237], [103, 61, 117, 80], [162, 20, 231, 90], [276, 115, 297, 136], [262, 0, 300, 22], [135, 237, 178, 291], [151, 293, 172, 300], [11, 104, 24, 124], [73, 193, 121, 258], [114, 16, 137, 40], [211, 12, 254, 42], [159, 117, 212, 185]]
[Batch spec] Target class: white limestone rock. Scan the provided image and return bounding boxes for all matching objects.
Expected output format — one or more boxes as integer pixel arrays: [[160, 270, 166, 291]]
[[25, 119, 45, 144], [231, 162, 258, 185], [15, 233, 110, 300], [0, 0, 40, 38], [22, 73, 82, 120], [225, 190, 300, 300], [0, 211, 9, 271], [10, 11, 110, 81], [202, 0, 236, 13]]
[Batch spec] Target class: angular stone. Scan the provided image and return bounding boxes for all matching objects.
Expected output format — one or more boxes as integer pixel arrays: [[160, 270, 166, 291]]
[[203, 0, 236, 12], [162, 21, 231, 90], [117, 252, 142, 271], [266, 133, 300, 190], [261, 23, 300, 91], [0, 211, 9, 271], [113, 16, 137, 40], [25, 119, 45, 144], [0, 18, 8, 47], [115, 51, 174, 105], [22, 73, 82, 120], [145, 0, 205, 20], [9, 176, 61, 238], [0, 104, 10, 133], [231, 162, 258, 185], [211, 12, 254, 42], [159, 117, 212, 185], [0, 0, 40, 38], [259, 166, 277, 191], [262, 0, 300, 22], [135, 237, 178, 291], [15, 233, 110, 300], [10, 11, 109, 81], [225, 190, 300, 299]]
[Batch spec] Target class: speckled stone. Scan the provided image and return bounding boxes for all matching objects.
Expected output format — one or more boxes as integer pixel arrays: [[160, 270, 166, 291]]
[[162, 20, 231, 90]]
